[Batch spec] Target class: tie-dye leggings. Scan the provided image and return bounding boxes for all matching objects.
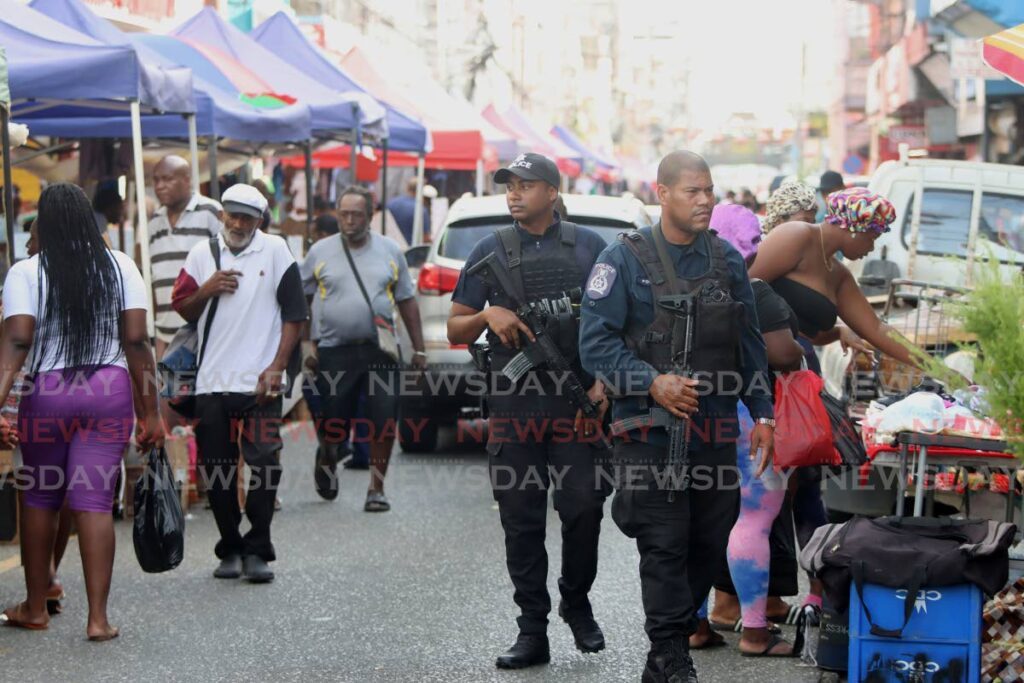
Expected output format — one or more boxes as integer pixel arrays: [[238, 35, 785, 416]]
[[695, 401, 788, 628], [723, 401, 787, 628]]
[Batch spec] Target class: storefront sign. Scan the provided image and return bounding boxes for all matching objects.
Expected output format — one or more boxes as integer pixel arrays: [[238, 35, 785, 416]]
[[887, 125, 927, 152], [951, 38, 1002, 81]]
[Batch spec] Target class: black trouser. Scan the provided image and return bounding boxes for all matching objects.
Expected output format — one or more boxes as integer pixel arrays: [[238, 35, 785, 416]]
[[195, 393, 283, 562], [314, 343, 399, 446], [611, 440, 739, 645], [487, 418, 611, 635]]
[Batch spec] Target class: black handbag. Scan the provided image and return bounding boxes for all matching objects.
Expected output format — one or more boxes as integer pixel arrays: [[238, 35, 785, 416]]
[[820, 390, 868, 467]]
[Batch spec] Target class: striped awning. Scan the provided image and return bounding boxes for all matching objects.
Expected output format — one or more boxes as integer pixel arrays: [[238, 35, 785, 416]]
[[983, 23, 1024, 85]]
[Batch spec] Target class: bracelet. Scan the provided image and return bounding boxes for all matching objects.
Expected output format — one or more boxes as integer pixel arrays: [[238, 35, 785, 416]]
[[756, 417, 776, 429], [413, 351, 427, 358]]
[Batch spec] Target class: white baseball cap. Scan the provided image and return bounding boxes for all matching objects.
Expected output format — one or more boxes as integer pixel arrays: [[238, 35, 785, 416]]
[[221, 183, 268, 218]]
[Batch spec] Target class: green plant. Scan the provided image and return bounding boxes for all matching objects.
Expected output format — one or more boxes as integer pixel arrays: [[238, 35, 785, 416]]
[[905, 252, 1024, 459]]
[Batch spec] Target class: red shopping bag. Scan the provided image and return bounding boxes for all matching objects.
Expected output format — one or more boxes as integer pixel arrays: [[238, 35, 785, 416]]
[[773, 370, 839, 468]]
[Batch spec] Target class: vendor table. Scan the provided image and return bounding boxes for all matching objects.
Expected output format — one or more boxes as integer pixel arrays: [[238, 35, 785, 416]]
[[874, 432, 1018, 518]]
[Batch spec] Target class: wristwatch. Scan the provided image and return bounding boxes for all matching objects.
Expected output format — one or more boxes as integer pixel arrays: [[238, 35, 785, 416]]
[[756, 417, 776, 429]]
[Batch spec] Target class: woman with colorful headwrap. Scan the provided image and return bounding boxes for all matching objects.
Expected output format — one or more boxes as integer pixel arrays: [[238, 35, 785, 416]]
[[749, 186, 929, 625], [750, 186, 915, 367], [762, 181, 818, 233]]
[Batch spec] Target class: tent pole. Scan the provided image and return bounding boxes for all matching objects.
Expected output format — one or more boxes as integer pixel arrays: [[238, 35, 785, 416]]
[[350, 103, 361, 186], [187, 114, 200, 196], [1, 106, 14, 267], [476, 158, 485, 196], [412, 154, 425, 246], [304, 140, 314, 249], [208, 136, 219, 201], [130, 101, 154, 338], [380, 137, 388, 234]]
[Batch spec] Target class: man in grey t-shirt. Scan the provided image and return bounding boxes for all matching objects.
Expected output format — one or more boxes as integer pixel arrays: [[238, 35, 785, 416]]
[[300, 186, 426, 512]]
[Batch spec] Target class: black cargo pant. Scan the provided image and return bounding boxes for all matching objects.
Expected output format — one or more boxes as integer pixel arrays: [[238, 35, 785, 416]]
[[195, 393, 283, 562], [611, 440, 740, 645], [487, 414, 612, 635]]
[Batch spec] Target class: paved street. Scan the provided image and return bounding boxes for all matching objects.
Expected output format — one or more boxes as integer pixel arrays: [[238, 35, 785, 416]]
[[0, 424, 820, 682]]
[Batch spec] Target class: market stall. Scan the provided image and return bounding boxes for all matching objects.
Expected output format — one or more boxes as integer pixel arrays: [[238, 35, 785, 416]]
[[0, 0, 198, 333]]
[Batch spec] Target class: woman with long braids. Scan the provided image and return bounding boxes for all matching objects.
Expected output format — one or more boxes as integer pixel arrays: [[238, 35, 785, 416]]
[[0, 183, 162, 641]]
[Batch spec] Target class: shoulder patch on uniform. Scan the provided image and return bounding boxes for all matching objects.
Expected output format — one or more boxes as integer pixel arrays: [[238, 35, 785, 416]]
[[586, 263, 617, 299]]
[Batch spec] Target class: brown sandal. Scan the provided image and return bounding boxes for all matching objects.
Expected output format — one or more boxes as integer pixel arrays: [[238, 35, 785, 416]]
[[1, 604, 49, 631]]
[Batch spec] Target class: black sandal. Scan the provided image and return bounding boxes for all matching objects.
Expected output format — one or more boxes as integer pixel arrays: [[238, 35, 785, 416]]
[[739, 633, 794, 658], [710, 618, 781, 634], [767, 603, 802, 626]]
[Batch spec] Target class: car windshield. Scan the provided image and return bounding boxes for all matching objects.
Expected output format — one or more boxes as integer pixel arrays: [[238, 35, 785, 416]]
[[439, 217, 640, 261]]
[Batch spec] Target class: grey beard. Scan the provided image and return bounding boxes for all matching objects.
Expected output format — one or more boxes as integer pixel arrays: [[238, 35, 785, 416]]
[[223, 228, 255, 251]]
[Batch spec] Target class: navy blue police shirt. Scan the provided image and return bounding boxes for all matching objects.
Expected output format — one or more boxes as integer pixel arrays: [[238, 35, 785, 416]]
[[451, 212, 609, 311], [579, 225, 774, 449]]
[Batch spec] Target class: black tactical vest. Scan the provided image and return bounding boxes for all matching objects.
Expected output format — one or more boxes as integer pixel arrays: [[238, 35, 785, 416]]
[[621, 226, 746, 375], [485, 222, 584, 419]]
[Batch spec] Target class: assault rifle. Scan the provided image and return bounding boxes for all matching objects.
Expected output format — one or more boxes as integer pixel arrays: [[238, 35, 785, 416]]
[[467, 252, 611, 450], [657, 294, 696, 501]]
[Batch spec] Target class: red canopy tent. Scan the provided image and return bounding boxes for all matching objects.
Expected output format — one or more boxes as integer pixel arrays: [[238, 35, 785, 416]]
[[279, 144, 380, 181]]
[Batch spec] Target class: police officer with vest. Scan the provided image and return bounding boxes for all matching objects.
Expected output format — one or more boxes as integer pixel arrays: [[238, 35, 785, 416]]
[[579, 151, 775, 683], [448, 153, 611, 670]]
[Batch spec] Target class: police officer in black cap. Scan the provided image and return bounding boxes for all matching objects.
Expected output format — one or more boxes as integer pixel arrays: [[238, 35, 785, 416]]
[[579, 151, 775, 683], [448, 152, 611, 669]]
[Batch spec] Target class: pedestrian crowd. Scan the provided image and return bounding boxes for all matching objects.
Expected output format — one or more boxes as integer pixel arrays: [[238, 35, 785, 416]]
[[0, 149, 925, 683]]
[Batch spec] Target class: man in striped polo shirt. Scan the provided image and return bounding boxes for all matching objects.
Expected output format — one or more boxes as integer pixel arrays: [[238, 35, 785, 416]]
[[149, 154, 224, 357]]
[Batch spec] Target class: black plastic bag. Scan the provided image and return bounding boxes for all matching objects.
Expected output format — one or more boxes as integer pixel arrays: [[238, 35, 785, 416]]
[[820, 390, 868, 467], [132, 448, 185, 573]]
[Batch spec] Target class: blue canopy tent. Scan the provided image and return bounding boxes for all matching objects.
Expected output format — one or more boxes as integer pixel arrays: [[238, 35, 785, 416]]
[[30, 0, 312, 204], [251, 12, 428, 154], [174, 7, 390, 240], [550, 125, 618, 170], [0, 0, 197, 327], [172, 8, 386, 141], [250, 10, 430, 229]]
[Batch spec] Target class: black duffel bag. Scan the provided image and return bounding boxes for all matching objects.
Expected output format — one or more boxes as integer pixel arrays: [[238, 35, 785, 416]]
[[801, 515, 1016, 638]]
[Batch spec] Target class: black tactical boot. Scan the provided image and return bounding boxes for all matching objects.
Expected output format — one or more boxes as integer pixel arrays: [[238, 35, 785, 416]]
[[641, 638, 698, 683], [495, 633, 550, 669], [558, 601, 606, 653]]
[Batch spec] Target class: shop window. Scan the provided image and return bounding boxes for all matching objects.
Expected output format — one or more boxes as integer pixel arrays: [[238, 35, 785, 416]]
[[980, 193, 1024, 256], [901, 189, 972, 257]]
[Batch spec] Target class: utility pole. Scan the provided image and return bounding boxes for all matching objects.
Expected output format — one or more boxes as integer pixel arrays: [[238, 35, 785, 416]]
[[795, 41, 807, 177]]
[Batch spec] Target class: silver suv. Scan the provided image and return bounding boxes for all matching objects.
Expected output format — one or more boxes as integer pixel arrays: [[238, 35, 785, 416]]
[[400, 194, 652, 452]]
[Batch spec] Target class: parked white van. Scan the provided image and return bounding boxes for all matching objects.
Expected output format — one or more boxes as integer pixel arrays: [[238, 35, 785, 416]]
[[849, 149, 1024, 288]]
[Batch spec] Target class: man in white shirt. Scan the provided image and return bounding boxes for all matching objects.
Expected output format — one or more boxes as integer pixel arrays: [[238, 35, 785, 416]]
[[172, 183, 307, 584]]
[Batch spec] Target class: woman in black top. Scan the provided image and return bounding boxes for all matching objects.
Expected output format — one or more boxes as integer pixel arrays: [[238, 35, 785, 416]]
[[691, 204, 804, 656]]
